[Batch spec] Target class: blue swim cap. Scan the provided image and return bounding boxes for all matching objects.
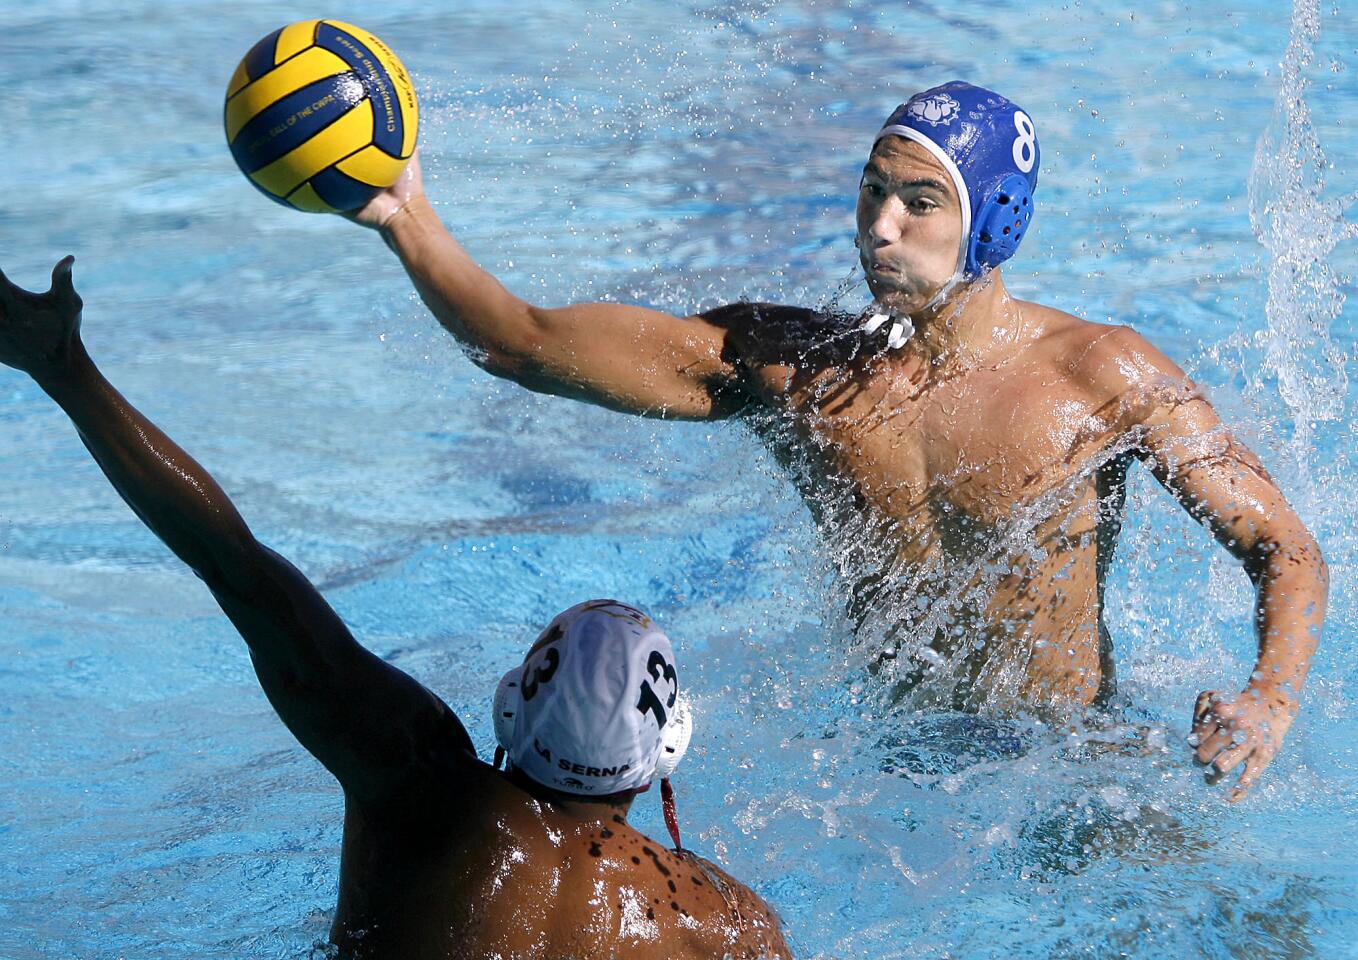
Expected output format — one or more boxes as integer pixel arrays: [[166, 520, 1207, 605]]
[[876, 80, 1039, 281]]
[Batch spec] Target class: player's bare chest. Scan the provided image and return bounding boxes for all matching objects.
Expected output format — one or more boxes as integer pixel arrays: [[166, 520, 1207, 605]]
[[785, 362, 1108, 523]]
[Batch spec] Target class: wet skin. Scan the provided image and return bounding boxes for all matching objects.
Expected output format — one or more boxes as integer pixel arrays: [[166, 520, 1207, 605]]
[[352, 139, 1327, 798], [334, 766, 787, 958], [0, 261, 790, 959]]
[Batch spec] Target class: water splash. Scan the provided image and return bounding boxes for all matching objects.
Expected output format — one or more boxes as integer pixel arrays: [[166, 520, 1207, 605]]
[[1247, 0, 1357, 476]]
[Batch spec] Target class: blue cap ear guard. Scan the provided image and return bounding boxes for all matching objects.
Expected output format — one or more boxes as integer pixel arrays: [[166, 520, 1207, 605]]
[[970, 172, 1034, 274], [876, 80, 1040, 280]]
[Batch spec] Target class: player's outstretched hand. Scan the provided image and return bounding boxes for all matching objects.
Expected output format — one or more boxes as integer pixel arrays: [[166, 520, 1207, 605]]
[[1190, 686, 1298, 802], [0, 256, 84, 379], [344, 149, 426, 232]]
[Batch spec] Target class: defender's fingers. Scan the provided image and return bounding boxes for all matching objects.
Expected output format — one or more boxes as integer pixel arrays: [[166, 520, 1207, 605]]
[[1189, 692, 1223, 744]]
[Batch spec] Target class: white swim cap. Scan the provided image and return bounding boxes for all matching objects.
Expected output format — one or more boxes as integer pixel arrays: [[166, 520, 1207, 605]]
[[493, 600, 692, 797]]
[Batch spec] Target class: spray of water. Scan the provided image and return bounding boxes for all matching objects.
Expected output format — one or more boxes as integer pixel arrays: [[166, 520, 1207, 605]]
[[1248, 0, 1357, 477]]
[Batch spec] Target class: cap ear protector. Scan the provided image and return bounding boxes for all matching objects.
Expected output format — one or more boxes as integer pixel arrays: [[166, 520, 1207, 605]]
[[492, 666, 521, 755], [653, 693, 692, 779], [967, 172, 1033, 277], [492, 665, 693, 782]]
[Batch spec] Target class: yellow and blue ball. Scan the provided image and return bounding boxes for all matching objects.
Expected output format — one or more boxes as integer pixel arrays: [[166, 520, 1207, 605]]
[[224, 20, 419, 213]]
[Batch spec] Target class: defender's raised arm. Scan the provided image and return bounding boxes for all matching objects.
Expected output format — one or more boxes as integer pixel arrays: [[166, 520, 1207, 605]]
[[0, 258, 471, 804], [348, 153, 750, 419], [1, 257, 793, 958]]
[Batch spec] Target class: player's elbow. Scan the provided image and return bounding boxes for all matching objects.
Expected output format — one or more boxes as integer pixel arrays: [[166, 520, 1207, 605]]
[[1309, 537, 1330, 594], [1246, 527, 1328, 591], [461, 303, 550, 379], [459, 339, 519, 379], [1283, 528, 1325, 580], [195, 533, 276, 601]]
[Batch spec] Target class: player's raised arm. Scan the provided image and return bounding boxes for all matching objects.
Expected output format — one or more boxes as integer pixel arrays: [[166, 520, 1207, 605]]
[[347, 152, 752, 420], [0, 257, 473, 804]]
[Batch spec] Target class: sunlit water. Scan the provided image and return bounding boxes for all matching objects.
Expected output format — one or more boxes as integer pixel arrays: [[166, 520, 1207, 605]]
[[2, 1, 1356, 957]]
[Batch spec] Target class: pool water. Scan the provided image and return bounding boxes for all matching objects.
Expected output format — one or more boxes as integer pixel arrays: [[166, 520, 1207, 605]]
[[2, 1, 1356, 957]]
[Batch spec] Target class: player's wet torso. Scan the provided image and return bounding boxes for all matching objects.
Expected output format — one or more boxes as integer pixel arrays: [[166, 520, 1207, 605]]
[[329, 763, 789, 959], [730, 300, 1147, 710]]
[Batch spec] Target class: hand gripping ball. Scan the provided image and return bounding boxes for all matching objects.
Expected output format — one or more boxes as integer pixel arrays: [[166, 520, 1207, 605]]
[[224, 20, 418, 212]]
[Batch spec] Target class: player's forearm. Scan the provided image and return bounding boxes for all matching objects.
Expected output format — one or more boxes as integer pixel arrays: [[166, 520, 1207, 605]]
[[34, 346, 256, 586], [373, 198, 742, 418], [1246, 538, 1327, 700], [379, 195, 540, 372]]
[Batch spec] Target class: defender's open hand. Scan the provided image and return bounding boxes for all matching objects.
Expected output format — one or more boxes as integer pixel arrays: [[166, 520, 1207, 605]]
[[345, 149, 426, 231], [0, 256, 84, 378], [1191, 686, 1298, 802]]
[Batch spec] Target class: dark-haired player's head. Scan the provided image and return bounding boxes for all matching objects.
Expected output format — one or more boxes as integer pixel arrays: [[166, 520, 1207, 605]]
[[858, 80, 1040, 326], [492, 600, 693, 844]]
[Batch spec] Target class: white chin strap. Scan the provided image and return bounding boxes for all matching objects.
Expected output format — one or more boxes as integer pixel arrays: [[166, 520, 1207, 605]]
[[860, 308, 914, 350], [855, 232, 950, 351], [861, 265, 974, 350]]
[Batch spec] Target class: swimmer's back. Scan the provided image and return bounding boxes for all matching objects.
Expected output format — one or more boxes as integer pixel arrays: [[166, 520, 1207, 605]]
[[329, 755, 791, 959]]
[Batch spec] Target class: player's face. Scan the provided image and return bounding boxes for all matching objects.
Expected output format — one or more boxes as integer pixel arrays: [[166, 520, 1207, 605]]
[[856, 137, 963, 313]]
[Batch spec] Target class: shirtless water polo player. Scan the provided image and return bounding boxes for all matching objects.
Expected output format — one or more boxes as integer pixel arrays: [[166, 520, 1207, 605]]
[[348, 80, 1327, 801], [0, 260, 790, 959]]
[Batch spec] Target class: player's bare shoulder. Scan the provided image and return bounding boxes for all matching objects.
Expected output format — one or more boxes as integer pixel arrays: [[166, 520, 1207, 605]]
[[1023, 302, 1199, 419], [678, 852, 793, 959]]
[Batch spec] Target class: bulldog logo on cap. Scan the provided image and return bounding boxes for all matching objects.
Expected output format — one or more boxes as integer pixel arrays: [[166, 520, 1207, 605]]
[[906, 92, 960, 126]]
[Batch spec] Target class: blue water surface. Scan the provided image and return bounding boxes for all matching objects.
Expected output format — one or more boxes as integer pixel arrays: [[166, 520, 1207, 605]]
[[1, 1, 1356, 958]]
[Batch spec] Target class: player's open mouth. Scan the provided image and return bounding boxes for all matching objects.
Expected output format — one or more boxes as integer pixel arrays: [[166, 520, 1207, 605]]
[[867, 262, 901, 281]]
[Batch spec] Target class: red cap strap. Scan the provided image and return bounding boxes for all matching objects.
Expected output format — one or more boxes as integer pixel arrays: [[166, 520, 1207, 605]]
[[661, 777, 683, 852]]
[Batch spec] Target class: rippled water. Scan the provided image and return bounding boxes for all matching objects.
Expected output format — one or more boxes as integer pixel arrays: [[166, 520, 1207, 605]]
[[1, 1, 1355, 957]]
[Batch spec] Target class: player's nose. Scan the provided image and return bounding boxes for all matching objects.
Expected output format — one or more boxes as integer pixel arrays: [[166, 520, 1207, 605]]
[[864, 197, 905, 246]]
